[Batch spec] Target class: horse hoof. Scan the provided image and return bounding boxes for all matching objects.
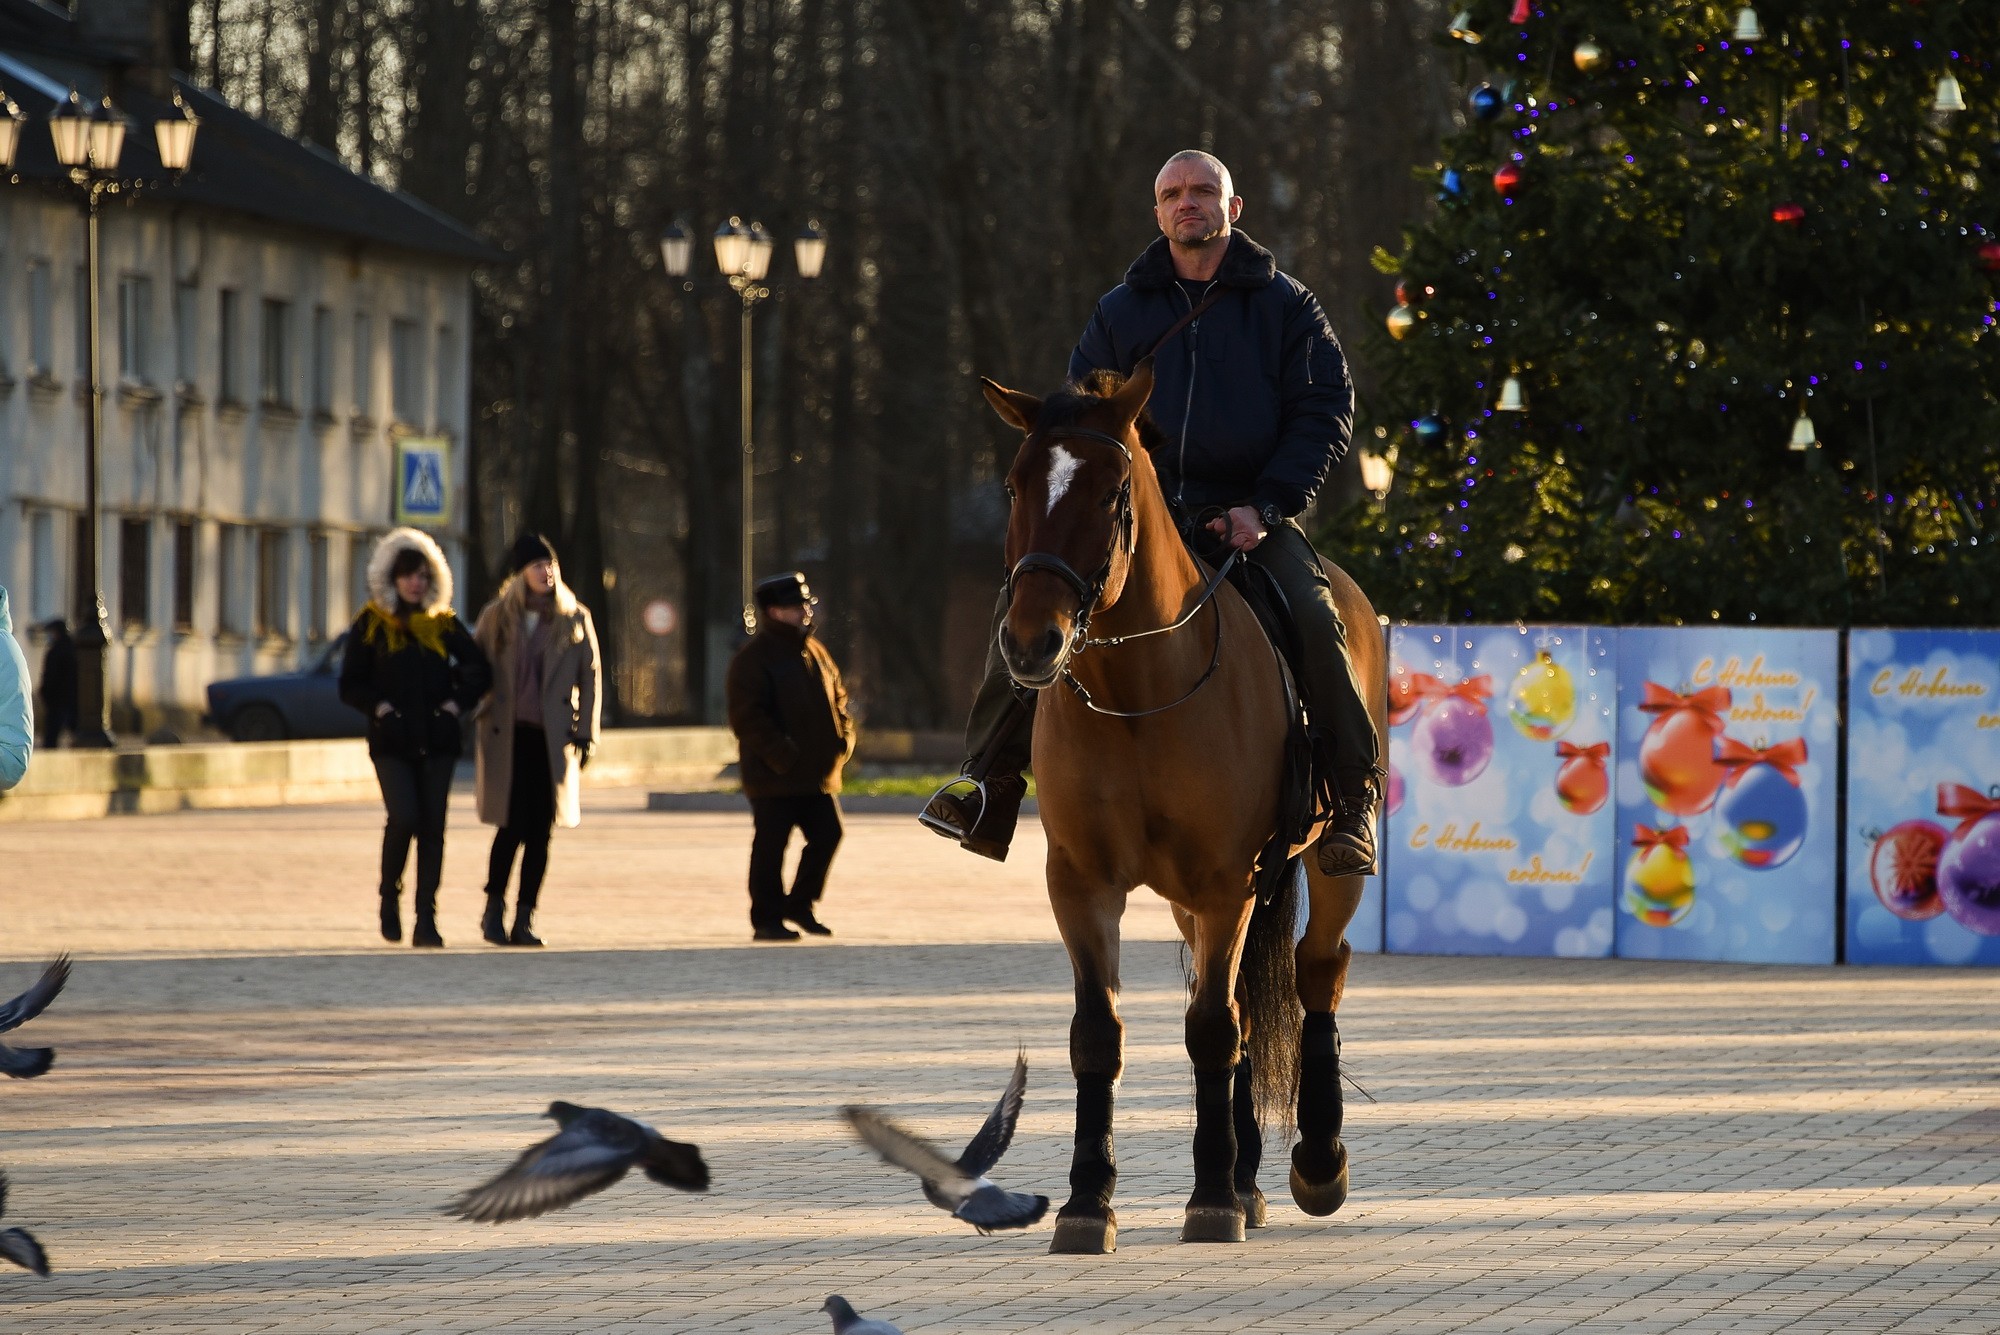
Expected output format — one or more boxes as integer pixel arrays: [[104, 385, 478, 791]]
[[1289, 1141, 1350, 1218], [1182, 1205, 1247, 1243], [1239, 1186, 1268, 1228], [1050, 1211, 1116, 1255]]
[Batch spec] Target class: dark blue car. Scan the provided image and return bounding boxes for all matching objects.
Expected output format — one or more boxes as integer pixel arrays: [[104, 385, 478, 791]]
[[205, 634, 364, 742]]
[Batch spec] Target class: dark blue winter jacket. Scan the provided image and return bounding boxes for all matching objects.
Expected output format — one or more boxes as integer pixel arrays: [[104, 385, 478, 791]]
[[1068, 231, 1353, 520]]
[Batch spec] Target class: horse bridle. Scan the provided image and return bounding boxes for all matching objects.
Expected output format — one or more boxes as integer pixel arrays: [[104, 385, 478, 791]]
[[1003, 425, 1237, 719]]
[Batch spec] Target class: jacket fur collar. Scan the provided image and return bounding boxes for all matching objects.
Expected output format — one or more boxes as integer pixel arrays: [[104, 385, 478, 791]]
[[367, 527, 455, 615], [1122, 230, 1277, 293]]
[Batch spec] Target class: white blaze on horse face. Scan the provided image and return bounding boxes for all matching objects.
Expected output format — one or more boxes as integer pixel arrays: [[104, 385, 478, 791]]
[[1046, 445, 1083, 516]]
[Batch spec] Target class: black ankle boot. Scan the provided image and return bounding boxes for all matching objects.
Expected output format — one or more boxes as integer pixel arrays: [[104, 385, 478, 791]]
[[481, 894, 508, 945], [920, 774, 1028, 862], [412, 892, 443, 948], [379, 892, 402, 943], [509, 885, 542, 946], [1316, 771, 1381, 878]]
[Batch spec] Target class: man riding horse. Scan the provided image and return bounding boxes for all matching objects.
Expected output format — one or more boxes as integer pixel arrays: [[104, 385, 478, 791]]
[[923, 148, 1384, 877]]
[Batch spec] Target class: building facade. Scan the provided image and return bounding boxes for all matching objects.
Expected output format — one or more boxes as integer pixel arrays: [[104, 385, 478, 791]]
[[0, 3, 491, 734]]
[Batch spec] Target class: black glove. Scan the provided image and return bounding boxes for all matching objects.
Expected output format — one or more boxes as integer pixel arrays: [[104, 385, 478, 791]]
[[573, 736, 594, 770]]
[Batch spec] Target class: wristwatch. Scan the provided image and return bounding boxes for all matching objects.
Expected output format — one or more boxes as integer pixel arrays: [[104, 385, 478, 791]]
[[1259, 502, 1285, 532]]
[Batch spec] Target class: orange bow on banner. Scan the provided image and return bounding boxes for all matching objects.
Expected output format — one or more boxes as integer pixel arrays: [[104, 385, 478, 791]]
[[1937, 783, 2000, 840], [1413, 674, 1495, 715], [1633, 824, 1691, 852], [1715, 736, 1808, 788], [1556, 741, 1610, 763], [1638, 682, 1732, 720]]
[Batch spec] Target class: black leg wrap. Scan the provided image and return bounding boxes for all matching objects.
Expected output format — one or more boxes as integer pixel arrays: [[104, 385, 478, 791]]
[[1067, 1074, 1117, 1214], [1231, 1057, 1262, 1190], [1191, 1072, 1238, 1204], [1290, 1011, 1349, 1216]]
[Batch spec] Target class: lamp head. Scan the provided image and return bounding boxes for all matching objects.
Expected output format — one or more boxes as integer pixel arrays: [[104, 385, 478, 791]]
[[88, 96, 126, 172], [744, 222, 775, 281], [154, 89, 199, 173], [49, 87, 93, 169], [794, 220, 827, 280], [713, 216, 751, 277], [0, 92, 23, 172], [659, 220, 692, 277]]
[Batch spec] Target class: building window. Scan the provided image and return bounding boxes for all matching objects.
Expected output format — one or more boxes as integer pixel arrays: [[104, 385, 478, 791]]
[[352, 313, 373, 418], [218, 290, 241, 403], [28, 261, 53, 376], [173, 521, 196, 631], [30, 510, 59, 622], [350, 532, 373, 615], [312, 306, 335, 416], [434, 324, 457, 429], [307, 532, 330, 639], [74, 265, 91, 379], [217, 523, 245, 635], [118, 275, 153, 384], [390, 317, 421, 426], [174, 281, 199, 387], [256, 529, 290, 637], [119, 517, 150, 630], [260, 299, 291, 407]]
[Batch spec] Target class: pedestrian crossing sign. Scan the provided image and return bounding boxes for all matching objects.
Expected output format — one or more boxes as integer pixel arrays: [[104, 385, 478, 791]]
[[393, 437, 451, 527]]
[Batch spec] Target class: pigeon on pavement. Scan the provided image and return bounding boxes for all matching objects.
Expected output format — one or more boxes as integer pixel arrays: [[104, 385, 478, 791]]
[[841, 1049, 1048, 1234], [0, 1170, 50, 1276], [821, 1295, 903, 1334], [446, 1101, 709, 1223], [0, 956, 71, 1080]]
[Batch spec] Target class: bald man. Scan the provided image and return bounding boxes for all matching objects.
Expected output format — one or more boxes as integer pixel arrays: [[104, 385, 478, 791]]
[[924, 149, 1383, 877]]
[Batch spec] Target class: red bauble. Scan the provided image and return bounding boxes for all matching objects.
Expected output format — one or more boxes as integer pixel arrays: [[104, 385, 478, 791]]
[[1389, 662, 1425, 727], [1395, 280, 1412, 306], [1870, 819, 1948, 921], [1771, 203, 1806, 225], [1977, 241, 2000, 273], [1494, 163, 1524, 196], [1555, 741, 1609, 816], [1636, 684, 1731, 816], [1510, 0, 1531, 22]]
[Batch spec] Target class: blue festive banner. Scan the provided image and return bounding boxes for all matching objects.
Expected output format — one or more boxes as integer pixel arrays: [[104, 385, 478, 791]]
[[1846, 629, 2000, 967], [1384, 625, 1618, 957], [1613, 628, 1840, 965]]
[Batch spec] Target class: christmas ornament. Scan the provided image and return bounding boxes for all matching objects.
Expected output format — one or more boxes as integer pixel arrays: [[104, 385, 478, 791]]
[[1573, 40, 1607, 73], [1409, 675, 1496, 787], [1624, 824, 1696, 927], [1388, 663, 1430, 726], [1387, 304, 1417, 340], [1636, 683, 1731, 816], [1934, 73, 1966, 114], [1438, 168, 1466, 202], [1555, 741, 1610, 816], [1936, 784, 2000, 935], [1386, 764, 1405, 816], [1771, 202, 1805, 225], [1493, 162, 1524, 196], [1495, 374, 1526, 411], [1447, 10, 1480, 44], [1509, 0, 1531, 24], [1395, 280, 1412, 306], [1713, 737, 1809, 869], [1469, 84, 1503, 121], [1788, 411, 1818, 452], [1870, 819, 1948, 921], [1976, 241, 2000, 273], [1507, 650, 1577, 741], [1730, 7, 1763, 42], [1413, 414, 1447, 446]]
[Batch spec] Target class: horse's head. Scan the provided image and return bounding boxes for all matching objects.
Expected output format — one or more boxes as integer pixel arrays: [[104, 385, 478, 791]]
[[981, 361, 1156, 689]]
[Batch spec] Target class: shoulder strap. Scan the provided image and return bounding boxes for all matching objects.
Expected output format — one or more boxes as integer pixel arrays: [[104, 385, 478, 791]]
[[1138, 284, 1229, 361]]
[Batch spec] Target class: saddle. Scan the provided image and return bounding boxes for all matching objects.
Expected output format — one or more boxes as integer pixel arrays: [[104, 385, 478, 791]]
[[1180, 511, 1340, 904]]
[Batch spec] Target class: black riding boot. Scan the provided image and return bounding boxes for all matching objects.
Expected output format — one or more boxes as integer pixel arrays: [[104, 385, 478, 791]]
[[921, 673, 1035, 862], [1316, 768, 1384, 878], [481, 893, 508, 945]]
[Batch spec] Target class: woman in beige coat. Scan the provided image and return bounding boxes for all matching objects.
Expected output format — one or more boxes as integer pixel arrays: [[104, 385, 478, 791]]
[[472, 533, 601, 946]]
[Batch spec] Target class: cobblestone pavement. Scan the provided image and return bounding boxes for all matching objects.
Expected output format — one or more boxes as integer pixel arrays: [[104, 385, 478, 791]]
[[2, 792, 1998, 1332]]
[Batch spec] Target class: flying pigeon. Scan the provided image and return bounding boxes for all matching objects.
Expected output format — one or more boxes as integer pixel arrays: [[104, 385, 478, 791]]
[[0, 1170, 50, 1276], [821, 1295, 903, 1335], [0, 956, 71, 1080], [446, 1101, 709, 1223], [841, 1049, 1048, 1234]]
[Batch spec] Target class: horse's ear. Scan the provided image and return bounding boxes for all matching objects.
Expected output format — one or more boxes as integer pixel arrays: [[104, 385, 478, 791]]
[[980, 377, 1042, 433], [1108, 357, 1155, 425]]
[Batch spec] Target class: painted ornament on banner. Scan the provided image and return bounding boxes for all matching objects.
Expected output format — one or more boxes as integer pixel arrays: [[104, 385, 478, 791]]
[[1636, 683, 1731, 815], [1554, 741, 1609, 815], [1507, 650, 1577, 741], [1868, 819, 1948, 922], [1624, 824, 1696, 927], [1713, 737, 1809, 870], [1936, 784, 2000, 936], [1410, 675, 1496, 787]]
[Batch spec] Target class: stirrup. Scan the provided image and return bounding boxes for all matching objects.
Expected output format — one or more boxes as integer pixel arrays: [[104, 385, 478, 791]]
[[918, 775, 985, 841]]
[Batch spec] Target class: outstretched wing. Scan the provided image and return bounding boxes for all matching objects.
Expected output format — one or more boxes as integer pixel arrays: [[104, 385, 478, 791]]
[[0, 1043, 55, 1080], [955, 1050, 1027, 1177], [639, 1135, 710, 1192], [953, 1184, 1049, 1234], [842, 1106, 974, 1200], [0, 957, 70, 1035], [446, 1122, 639, 1223], [0, 1227, 48, 1276]]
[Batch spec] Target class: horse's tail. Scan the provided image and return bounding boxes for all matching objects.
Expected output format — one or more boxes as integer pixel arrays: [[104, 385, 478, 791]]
[[1242, 859, 1304, 1127]]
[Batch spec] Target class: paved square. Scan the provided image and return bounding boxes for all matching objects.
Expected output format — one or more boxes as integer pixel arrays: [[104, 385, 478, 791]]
[[2, 792, 1998, 1332]]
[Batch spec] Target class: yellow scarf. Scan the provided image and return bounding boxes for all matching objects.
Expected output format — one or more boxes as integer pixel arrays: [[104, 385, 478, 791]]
[[360, 603, 455, 657]]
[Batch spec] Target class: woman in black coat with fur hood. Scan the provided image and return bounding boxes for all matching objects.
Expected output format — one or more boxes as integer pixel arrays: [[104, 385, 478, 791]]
[[340, 528, 492, 946]]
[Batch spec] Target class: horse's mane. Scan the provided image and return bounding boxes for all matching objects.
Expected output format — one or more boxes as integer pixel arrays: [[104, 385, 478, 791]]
[[1034, 369, 1167, 455]]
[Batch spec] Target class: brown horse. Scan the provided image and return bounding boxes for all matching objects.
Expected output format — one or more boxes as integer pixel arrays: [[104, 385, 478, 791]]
[[981, 360, 1385, 1252]]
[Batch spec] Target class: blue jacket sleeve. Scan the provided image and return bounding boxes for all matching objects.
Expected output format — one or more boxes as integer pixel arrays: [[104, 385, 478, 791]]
[[1069, 299, 1121, 380], [1251, 287, 1354, 519], [0, 590, 34, 790]]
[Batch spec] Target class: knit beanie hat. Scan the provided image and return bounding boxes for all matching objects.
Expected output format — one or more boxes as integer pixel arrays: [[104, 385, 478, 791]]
[[508, 532, 557, 574]]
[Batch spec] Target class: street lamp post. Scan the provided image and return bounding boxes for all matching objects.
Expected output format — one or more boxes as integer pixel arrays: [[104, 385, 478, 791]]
[[4, 87, 199, 746]]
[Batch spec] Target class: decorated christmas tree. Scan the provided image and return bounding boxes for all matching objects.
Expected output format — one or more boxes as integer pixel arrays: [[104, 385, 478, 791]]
[[1338, 0, 1999, 626]]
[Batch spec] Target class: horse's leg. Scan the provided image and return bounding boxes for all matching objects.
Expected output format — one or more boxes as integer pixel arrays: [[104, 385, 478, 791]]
[[1048, 867, 1127, 1256], [1291, 867, 1363, 1217], [1182, 897, 1253, 1243], [1232, 1044, 1266, 1227]]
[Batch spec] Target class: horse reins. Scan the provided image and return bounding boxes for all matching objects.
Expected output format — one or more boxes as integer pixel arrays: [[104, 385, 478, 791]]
[[1004, 424, 1238, 720]]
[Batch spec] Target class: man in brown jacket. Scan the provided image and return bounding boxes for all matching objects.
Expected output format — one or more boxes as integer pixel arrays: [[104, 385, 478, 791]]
[[726, 572, 857, 941]]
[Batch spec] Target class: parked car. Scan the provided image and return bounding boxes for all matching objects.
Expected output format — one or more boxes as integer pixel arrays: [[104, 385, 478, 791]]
[[205, 635, 364, 742]]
